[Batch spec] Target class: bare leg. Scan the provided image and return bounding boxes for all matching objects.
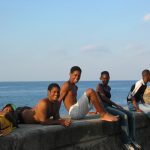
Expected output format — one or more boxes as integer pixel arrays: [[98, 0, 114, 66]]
[[86, 88, 119, 122]]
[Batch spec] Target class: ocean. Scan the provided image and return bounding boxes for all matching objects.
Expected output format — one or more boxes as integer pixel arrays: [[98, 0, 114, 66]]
[[0, 81, 149, 115]]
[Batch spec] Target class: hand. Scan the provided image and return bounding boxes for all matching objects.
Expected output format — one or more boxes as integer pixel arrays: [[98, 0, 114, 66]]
[[60, 119, 71, 127], [88, 111, 98, 115], [136, 108, 142, 112]]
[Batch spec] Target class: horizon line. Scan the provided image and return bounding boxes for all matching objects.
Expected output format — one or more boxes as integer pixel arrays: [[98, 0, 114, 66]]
[[0, 80, 138, 82]]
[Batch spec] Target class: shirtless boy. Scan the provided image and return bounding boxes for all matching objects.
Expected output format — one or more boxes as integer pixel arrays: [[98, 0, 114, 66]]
[[18, 83, 71, 126], [59, 66, 119, 121]]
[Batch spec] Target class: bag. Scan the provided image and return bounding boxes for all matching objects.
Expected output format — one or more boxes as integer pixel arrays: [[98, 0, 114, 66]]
[[0, 114, 15, 136]]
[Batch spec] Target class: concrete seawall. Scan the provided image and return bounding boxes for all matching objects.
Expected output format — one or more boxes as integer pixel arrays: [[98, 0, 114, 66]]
[[0, 113, 150, 150], [1, 86, 150, 150]]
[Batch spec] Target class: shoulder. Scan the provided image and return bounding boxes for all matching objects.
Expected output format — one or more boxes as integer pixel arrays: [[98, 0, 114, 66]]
[[97, 83, 102, 88], [135, 79, 144, 87], [61, 81, 73, 91], [37, 98, 49, 108], [136, 79, 142, 83], [96, 83, 104, 91], [61, 81, 70, 89]]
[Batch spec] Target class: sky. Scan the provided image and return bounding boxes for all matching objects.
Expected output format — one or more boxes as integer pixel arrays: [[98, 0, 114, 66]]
[[0, 0, 150, 81]]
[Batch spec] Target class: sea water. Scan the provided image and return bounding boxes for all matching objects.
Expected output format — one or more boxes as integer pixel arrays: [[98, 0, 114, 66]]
[[0, 81, 149, 115]]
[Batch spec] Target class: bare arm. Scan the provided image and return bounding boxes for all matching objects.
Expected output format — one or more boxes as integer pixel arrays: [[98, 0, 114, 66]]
[[96, 84, 123, 109], [59, 82, 70, 102], [41, 118, 71, 126], [131, 97, 142, 112]]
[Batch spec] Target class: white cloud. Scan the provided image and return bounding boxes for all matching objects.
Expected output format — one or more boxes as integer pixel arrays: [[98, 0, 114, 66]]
[[124, 43, 142, 51], [144, 13, 150, 22], [123, 43, 150, 55], [80, 44, 110, 53], [80, 45, 97, 52]]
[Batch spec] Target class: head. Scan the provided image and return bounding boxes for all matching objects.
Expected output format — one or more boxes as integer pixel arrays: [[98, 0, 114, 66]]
[[69, 66, 82, 84], [48, 83, 60, 102], [142, 69, 150, 84], [1, 104, 18, 128], [2, 104, 16, 113], [100, 71, 110, 85]]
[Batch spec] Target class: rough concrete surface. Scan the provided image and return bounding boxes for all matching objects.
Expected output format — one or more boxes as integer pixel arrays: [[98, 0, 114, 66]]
[[0, 113, 150, 150]]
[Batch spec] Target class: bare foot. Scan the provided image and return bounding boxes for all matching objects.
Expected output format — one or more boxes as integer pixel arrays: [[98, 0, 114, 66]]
[[100, 113, 119, 122]]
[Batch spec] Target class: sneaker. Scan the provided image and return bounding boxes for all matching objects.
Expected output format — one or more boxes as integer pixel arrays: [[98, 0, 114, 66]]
[[131, 140, 142, 150], [123, 144, 135, 150]]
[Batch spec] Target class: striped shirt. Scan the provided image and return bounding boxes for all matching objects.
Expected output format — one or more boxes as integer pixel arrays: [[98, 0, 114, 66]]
[[127, 79, 147, 103]]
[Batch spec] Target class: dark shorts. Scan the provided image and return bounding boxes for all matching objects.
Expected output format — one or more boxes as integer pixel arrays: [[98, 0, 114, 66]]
[[15, 106, 31, 124]]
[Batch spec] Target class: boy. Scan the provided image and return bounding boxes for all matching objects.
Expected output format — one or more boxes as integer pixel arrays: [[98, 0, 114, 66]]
[[96, 71, 140, 150], [127, 69, 150, 116], [17, 83, 71, 127], [59, 66, 119, 122]]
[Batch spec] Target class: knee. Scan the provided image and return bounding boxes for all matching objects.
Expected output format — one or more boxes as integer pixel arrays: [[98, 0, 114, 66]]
[[86, 88, 95, 96]]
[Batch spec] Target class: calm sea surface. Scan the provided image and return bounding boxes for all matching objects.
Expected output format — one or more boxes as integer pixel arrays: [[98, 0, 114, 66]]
[[0, 81, 149, 115]]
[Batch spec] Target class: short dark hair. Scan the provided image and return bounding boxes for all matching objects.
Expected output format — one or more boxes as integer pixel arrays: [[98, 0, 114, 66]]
[[101, 71, 110, 77], [142, 69, 150, 76], [48, 83, 60, 91], [2, 103, 16, 112], [70, 66, 82, 73]]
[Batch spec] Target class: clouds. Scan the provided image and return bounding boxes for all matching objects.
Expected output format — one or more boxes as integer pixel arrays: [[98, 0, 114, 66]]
[[80, 44, 110, 53], [124, 43, 143, 52], [122, 43, 150, 56], [144, 13, 150, 22], [80, 45, 97, 52]]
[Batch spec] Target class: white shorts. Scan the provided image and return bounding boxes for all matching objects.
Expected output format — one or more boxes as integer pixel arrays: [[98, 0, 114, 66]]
[[69, 92, 93, 119]]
